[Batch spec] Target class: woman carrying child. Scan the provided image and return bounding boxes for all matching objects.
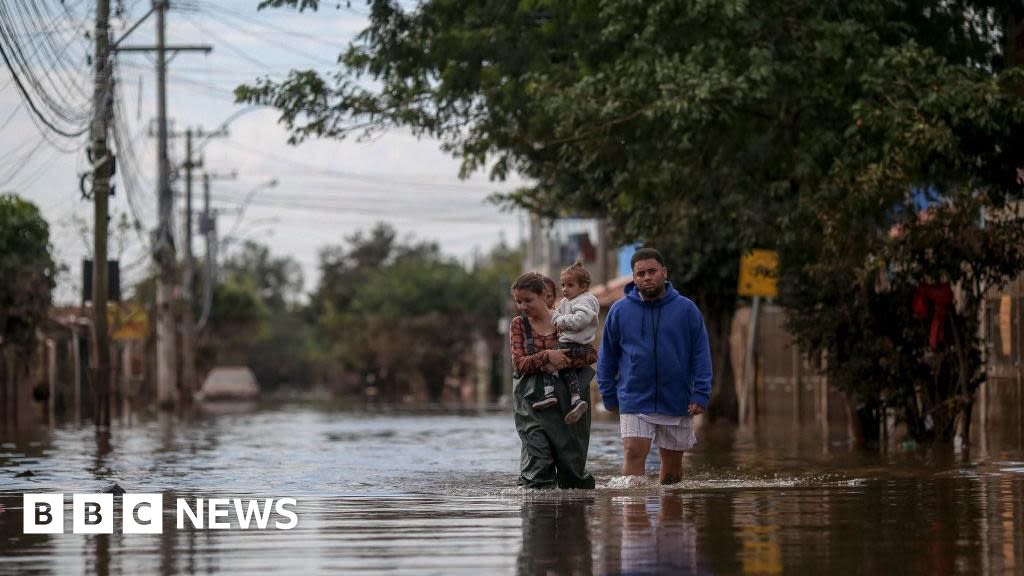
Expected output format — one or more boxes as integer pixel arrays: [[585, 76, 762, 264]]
[[509, 271, 597, 489]]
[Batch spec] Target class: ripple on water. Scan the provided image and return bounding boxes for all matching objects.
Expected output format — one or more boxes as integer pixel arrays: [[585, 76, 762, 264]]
[[429, 471, 868, 500]]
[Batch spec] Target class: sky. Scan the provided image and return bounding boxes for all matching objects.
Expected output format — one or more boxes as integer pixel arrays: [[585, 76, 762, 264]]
[[0, 0, 527, 304]]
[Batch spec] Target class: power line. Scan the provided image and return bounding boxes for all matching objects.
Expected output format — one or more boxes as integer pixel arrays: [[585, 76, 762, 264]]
[[112, 77, 152, 248], [0, 0, 90, 138], [0, 98, 22, 131], [19, 0, 92, 101], [183, 15, 271, 70], [206, 191, 515, 224], [7, 141, 63, 190], [216, 137, 508, 194], [209, 176, 510, 213], [119, 62, 274, 77], [199, 1, 347, 50], [0, 42, 85, 136], [0, 132, 48, 182], [116, 59, 237, 98], [196, 5, 339, 67], [4, 1, 91, 112]]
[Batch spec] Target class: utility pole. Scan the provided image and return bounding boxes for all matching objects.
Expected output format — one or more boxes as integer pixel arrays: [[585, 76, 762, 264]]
[[200, 172, 214, 331], [180, 128, 196, 403], [154, 0, 176, 409], [90, 0, 113, 427], [116, 1, 211, 409], [85, 0, 165, 426], [177, 128, 227, 402], [197, 170, 236, 332], [596, 218, 611, 285]]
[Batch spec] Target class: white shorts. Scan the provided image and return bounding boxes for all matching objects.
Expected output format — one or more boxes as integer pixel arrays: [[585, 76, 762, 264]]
[[619, 413, 697, 452]]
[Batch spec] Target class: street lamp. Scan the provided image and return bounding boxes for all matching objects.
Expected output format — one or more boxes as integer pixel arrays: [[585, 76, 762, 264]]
[[224, 178, 279, 242]]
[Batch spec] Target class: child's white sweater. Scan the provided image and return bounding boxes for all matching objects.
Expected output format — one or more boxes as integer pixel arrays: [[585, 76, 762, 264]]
[[552, 292, 600, 345]]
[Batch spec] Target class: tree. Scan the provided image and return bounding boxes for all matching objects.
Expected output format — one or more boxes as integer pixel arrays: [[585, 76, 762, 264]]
[[0, 194, 56, 352], [242, 0, 763, 415], [313, 222, 513, 401], [780, 44, 1024, 442], [201, 242, 309, 389], [223, 240, 304, 312], [309, 223, 399, 320], [240, 1, 1024, 442], [0, 194, 57, 414]]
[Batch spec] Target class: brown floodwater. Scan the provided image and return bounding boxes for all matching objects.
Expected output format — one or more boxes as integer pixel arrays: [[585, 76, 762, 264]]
[[0, 403, 1022, 575]]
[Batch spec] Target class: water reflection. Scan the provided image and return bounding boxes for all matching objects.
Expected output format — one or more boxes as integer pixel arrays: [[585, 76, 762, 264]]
[[517, 498, 593, 576], [615, 495, 700, 575], [0, 406, 1023, 574]]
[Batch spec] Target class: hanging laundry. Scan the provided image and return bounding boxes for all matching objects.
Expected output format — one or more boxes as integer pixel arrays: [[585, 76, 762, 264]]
[[912, 282, 954, 350]]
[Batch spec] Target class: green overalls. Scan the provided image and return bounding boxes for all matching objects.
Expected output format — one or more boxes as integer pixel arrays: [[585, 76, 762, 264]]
[[512, 314, 596, 489]]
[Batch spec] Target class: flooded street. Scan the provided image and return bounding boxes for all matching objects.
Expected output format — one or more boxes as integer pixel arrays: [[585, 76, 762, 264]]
[[1, 404, 1023, 575]]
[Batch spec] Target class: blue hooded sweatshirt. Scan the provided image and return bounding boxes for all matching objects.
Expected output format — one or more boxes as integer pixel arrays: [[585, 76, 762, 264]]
[[597, 281, 713, 415]]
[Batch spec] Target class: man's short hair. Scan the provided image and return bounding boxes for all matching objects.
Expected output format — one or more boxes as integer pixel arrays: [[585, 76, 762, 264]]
[[630, 247, 666, 269]]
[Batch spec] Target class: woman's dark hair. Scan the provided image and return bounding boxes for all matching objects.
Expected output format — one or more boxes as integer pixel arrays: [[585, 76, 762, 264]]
[[630, 247, 666, 269], [562, 259, 592, 287], [512, 272, 547, 295]]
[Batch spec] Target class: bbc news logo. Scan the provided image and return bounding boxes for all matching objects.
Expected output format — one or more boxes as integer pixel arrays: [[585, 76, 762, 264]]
[[23, 494, 298, 534]]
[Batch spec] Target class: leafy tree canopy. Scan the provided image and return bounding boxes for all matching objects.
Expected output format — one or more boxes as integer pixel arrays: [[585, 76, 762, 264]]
[[239, 0, 1024, 438], [0, 194, 56, 351]]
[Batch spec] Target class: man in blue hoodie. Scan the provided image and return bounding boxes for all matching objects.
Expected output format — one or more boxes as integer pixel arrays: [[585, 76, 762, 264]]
[[597, 247, 713, 484]]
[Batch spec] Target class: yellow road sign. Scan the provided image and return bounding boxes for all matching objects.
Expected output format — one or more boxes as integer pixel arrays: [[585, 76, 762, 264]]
[[108, 302, 149, 341], [738, 250, 778, 298]]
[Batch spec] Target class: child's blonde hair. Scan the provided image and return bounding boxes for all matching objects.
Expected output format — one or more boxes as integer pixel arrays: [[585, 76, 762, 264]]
[[561, 260, 591, 288]]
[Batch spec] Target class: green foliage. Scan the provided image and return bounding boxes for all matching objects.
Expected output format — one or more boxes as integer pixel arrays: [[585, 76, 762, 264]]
[[0, 194, 56, 351], [223, 240, 304, 312], [201, 244, 287, 385], [240, 0, 1024, 439], [308, 223, 401, 319], [212, 274, 271, 332], [780, 38, 1024, 441], [242, 310, 317, 390], [315, 222, 515, 400], [196, 226, 518, 399]]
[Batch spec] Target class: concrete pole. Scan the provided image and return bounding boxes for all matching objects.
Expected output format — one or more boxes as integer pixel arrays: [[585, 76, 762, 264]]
[[180, 128, 196, 403], [741, 296, 760, 424], [155, 0, 178, 409], [90, 0, 112, 427], [198, 172, 214, 331], [70, 330, 81, 425], [596, 219, 609, 285], [198, 170, 233, 331], [46, 339, 56, 427]]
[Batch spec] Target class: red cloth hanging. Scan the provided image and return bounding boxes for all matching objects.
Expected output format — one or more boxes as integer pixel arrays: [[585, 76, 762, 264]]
[[912, 282, 953, 349]]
